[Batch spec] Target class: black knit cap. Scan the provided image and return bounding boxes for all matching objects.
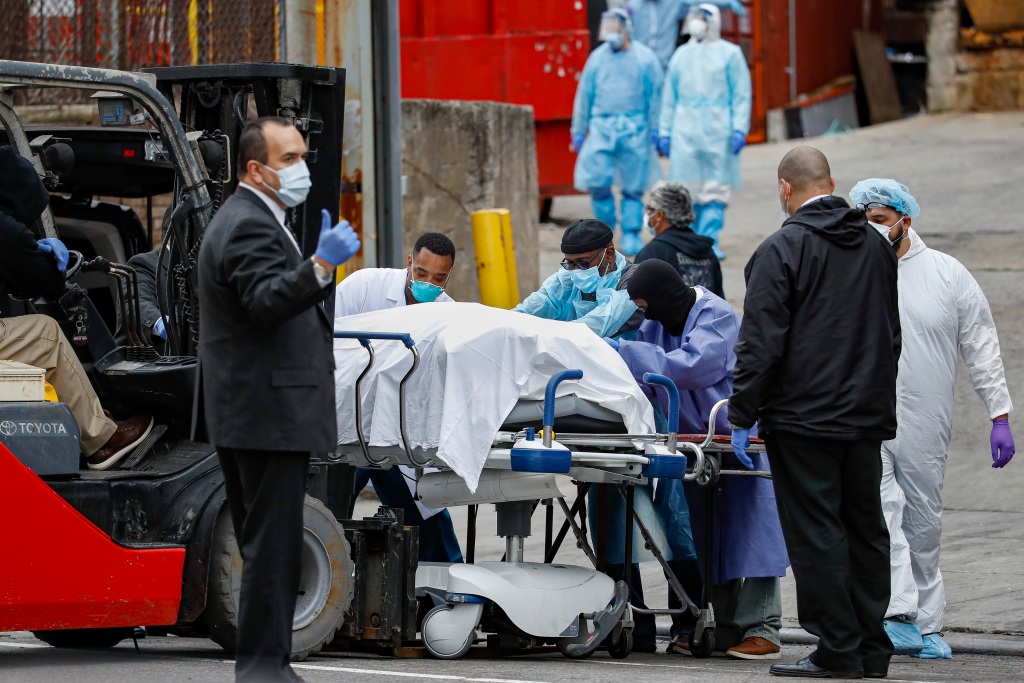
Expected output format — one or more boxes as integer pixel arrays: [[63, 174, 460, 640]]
[[626, 259, 697, 336], [0, 146, 49, 228], [561, 218, 613, 254]]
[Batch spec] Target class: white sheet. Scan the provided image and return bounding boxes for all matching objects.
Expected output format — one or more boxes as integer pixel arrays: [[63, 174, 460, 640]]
[[334, 302, 656, 492]]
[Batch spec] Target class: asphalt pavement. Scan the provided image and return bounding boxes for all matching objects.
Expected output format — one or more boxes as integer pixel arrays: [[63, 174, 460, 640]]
[[4, 111, 1024, 681]]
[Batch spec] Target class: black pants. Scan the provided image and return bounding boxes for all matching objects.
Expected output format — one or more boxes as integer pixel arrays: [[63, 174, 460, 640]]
[[218, 447, 309, 682], [764, 431, 892, 674]]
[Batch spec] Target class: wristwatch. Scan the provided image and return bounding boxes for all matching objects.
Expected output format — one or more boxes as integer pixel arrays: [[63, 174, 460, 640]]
[[311, 258, 331, 281]]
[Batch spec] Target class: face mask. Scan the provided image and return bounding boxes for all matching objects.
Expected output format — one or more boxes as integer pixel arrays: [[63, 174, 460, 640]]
[[605, 32, 625, 49], [571, 262, 609, 293], [409, 279, 444, 303], [779, 188, 790, 220], [643, 211, 656, 235], [685, 18, 708, 40], [869, 217, 906, 247], [260, 160, 312, 208]]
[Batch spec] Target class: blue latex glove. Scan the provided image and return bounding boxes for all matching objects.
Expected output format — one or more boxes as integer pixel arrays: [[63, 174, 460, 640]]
[[991, 419, 1015, 468], [657, 135, 671, 157], [730, 427, 754, 469], [315, 209, 361, 267], [37, 238, 69, 272], [727, 0, 747, 17], [571, 133, 586, 154], [153, 317, 167, 340], [603, 337, 619, 351], [729, 131, 747, 155]]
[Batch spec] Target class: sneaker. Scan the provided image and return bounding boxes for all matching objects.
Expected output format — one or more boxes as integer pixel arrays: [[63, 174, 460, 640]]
[[883, 619, 924, 655], [726, 636, 781, 660], [911, 633, 952, 660], [667, 633, 692, 656], [87, 413, 154, 471]]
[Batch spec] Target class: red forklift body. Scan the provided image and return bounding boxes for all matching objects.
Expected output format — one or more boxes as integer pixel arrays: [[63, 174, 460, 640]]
[[0, 444, 184, 631]]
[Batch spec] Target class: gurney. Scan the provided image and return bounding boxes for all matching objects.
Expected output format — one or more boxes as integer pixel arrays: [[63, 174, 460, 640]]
[[329, 306, 768, 659]]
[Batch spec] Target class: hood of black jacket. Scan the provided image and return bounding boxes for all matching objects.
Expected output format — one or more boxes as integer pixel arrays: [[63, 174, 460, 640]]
[[784, 195, 866, 248], [0, 146, 49, 228]]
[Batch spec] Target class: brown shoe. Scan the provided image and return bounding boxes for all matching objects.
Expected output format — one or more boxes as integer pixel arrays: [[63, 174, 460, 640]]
[[667, 634, 692, 656], [726, 636, 781, 660], [87, 413, 154, 470]]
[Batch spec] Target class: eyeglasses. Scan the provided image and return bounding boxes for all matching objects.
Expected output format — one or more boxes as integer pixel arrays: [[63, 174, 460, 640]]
[[560, 250, 604, 271], [856, 202, 891, 211]]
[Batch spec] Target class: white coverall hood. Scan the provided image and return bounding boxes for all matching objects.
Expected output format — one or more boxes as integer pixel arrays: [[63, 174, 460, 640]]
[[689, 4, 722, 42], [881, 227, 1013, 631]]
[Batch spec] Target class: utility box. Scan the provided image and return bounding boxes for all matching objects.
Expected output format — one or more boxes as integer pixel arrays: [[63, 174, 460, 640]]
[[0, 361, 45, 402]]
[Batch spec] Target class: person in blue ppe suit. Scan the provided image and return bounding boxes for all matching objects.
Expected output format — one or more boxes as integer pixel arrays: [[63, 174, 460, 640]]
[[603, 259, 788, 658], [514, 218, 644, 339], [626, 0, 747, 69], [571, 8, 663, 257], [850, 179, 1015, 661], [658, 3, 751, 260], [337, 233, 464, 564]]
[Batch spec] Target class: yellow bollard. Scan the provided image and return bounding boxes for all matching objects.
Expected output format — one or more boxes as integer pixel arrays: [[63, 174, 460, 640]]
[[472, 209, 518, 309], [497, 210, 520, 306]]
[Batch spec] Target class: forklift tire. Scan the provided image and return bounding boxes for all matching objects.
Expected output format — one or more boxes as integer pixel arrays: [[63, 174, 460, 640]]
[[32, 627, 133, 649], [201, 495, 354, 660]]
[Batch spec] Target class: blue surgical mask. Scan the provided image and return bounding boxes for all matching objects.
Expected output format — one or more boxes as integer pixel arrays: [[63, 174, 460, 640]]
[[605, 32, 625, 49], [260, 160, 312, 208], [571, 264, 606, 293], [409, 279, 444, 303]]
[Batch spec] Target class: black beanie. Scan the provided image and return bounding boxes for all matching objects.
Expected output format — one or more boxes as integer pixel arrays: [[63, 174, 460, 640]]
[[561, 218, 613, 254], [626, 259, 697, 336], [0, 146, 49, 228]]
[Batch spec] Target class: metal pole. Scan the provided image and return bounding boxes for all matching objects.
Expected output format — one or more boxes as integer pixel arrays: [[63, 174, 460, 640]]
[[371, 0, 404, 268]]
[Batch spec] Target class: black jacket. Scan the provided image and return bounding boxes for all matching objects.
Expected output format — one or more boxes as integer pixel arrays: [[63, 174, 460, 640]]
[[197, 188, 336, 452], [728, 196, 900, 441], [114, 248, 169, 348], [634, 227, 724, 298]]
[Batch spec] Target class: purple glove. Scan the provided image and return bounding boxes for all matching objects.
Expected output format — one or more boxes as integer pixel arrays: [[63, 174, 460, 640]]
[[991, 419, 1015, 468], [571, 133, 586, 154], [729, 130, 747, 155], [657, 135, 671, 157]]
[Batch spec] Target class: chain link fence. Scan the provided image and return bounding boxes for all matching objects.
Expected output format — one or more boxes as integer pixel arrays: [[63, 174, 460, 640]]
[[0, 0, 284, 103]]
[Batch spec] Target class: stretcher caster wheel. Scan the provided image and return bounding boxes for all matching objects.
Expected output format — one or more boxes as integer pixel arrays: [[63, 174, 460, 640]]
[[421, 603, 482, 659], [688, 627, 715, 658], [606, 628, 633, 659], [696, 455, 720, 489]]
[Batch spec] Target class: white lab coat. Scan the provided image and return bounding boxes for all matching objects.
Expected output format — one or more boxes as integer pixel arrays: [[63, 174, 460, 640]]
[[334, 267, 453, 518], [882, 229, 1012, 632], [334, 267, 453, 318]]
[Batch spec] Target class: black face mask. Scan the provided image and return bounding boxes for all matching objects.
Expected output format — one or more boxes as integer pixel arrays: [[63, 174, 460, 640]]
[[626, 259, 698, 336]]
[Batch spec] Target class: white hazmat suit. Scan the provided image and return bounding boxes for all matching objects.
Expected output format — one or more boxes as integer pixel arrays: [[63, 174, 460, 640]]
[[882, 228, 1013, 634]]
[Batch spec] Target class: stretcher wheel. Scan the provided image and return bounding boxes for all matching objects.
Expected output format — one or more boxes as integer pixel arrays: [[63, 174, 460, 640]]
[[606, 627, 633, 659], [696, 455, 720, 489], [688, 627, 715, 658], [421, 603, 481, 659]]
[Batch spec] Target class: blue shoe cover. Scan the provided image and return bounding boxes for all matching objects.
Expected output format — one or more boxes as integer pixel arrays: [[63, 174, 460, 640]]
[[621, 230, 643, 256], [911, 633, 952, 659], [712, 245, 726, 260], [883, 619, 923, 655]]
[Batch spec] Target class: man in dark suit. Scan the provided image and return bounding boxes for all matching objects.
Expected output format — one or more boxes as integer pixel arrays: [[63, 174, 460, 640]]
[[115, 246, 168, 349], [198, 117, 359, 682]]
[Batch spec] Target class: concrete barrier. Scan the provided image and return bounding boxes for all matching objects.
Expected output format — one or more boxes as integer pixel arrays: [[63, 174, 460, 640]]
[[401, 99, 540, 304]]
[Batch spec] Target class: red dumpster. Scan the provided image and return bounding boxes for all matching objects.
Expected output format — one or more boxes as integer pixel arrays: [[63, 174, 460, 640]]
[[399, 0, 590, 200]]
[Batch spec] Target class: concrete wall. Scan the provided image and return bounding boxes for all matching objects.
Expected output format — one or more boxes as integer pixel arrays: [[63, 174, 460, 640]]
[[401, 99, 539, 304]]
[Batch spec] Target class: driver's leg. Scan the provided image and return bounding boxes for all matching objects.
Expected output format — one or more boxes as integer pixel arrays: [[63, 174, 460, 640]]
[[0, 314, 115, 454]]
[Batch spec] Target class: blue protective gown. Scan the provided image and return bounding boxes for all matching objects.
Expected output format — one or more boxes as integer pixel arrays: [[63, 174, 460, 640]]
[[513, 252, 640, 339], [617, 288, 789, 582], [627, 0, 743, 69], [571, 42, 663, 197], [658, 37, 751, 198]]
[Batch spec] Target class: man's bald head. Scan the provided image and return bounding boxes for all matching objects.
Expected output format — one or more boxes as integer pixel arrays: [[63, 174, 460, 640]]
[[778, 146, 832, 194]]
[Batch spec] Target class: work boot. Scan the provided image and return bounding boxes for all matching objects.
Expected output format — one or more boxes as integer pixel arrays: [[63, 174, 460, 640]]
[[883, 618, 924, 655], [87, 413, 154, 471], [726, 636, 781, 660], [911, 633, 952, 660]]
